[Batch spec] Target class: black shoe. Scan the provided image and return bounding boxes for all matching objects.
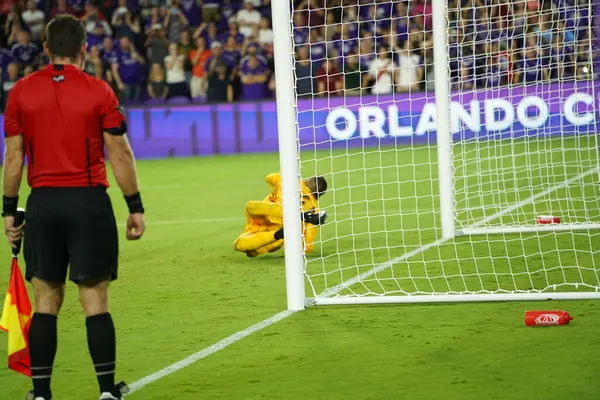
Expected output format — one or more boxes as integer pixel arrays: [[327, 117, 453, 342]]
[[26, 390, 50, 400], [100, 381, 130, 400]]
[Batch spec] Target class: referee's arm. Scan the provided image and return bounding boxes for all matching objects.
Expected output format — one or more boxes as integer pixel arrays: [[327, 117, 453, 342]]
[[104, 133, 139, 197], [101, 84, 145, 240], [2, 86, 25, 247]]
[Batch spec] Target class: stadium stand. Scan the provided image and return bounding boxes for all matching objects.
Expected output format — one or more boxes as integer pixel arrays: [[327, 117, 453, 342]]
[[0, 0, 592, 109]]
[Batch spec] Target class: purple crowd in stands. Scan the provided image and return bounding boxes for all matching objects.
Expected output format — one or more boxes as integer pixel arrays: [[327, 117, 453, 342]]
[[0, 0, 594, 109]]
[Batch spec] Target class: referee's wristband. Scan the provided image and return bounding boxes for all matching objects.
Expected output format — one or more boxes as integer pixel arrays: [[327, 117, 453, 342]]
[[1, 195, 18, 217], [124, 192, 145, 214]]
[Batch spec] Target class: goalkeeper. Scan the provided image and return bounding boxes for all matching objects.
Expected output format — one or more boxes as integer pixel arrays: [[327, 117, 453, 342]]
[[233, 173, 327, 257]]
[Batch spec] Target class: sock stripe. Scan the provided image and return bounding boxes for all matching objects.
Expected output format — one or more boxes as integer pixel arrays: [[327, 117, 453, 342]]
[[32, 374, 52, 380], [30, 366, 53, 371], [95, 361, 116, 368], [96, 370, 115, 376]]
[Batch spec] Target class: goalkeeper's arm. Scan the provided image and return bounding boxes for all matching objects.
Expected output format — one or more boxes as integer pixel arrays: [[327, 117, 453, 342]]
[[246, 201, 282, 219]]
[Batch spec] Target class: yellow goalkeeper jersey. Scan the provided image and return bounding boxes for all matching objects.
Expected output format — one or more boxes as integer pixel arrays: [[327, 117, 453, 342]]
[[244, 173, 321, 253]]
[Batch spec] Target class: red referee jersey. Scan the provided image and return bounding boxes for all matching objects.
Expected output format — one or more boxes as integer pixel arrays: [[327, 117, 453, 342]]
[[3, 64, 127, 188]]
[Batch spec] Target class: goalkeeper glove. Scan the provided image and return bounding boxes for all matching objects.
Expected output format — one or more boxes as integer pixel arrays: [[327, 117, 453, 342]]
[[302, 210, 327, 225]]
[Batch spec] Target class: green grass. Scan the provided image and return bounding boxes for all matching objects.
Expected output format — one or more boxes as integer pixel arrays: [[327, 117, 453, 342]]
[[1, 138, 599, 399]]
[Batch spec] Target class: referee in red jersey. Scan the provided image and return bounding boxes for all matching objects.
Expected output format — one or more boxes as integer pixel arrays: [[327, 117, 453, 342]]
[[2, 15, 145, 400]]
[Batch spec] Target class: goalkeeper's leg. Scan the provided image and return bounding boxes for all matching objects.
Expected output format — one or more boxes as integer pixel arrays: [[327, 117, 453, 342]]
[[233, 229, 284, 253], [248, 239, 284, 257]]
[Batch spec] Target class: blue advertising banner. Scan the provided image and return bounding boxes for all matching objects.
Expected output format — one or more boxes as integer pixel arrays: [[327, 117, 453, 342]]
[[0, 82, 597, 163]]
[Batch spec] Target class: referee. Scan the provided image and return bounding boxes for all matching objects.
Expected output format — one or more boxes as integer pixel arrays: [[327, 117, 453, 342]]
[[2, 15, 145, 400]]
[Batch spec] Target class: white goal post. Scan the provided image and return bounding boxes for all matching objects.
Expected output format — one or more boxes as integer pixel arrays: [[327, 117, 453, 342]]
[[271, 0, 600, 310]]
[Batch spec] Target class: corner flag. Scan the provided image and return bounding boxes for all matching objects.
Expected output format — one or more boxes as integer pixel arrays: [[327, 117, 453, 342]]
[[0, 208, 32, 377]]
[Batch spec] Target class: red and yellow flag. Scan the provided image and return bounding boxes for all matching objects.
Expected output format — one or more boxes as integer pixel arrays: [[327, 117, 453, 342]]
[[0, 258, 32, 377]]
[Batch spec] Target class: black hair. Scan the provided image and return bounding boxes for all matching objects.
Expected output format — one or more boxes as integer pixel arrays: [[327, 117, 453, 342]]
[[314, 176, 328, 199], [45, 14, 86, 61]]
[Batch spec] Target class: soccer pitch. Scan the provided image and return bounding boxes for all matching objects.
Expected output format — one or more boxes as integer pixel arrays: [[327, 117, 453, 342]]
[[1, 145, 600, 399]]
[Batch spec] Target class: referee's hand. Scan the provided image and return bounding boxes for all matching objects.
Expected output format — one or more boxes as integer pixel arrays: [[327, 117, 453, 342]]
[[3, 216, 23, 249], [126, 213, 145, 241]]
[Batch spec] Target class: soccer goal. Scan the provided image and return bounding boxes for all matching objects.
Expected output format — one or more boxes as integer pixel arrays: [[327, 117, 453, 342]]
[[271, 0, 600, 310]]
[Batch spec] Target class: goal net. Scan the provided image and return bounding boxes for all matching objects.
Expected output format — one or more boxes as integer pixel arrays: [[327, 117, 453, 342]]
[[275, 0, 600, 305]]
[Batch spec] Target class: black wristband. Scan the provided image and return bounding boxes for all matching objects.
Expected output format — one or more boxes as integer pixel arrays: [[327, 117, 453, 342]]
[[124, 192, 144, 214], [1, 195, 18, 217]]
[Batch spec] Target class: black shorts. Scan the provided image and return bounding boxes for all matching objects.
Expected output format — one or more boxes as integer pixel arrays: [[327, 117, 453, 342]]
[[24, 187, 119, 284]]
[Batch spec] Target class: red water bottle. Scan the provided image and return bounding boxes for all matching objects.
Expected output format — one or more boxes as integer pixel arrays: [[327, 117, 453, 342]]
[[536, 215, 560, 224], [525, 310, 573, 326]]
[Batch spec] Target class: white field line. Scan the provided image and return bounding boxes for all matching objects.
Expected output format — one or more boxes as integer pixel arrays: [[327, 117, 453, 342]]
[[320, 167, 598, 298], [124, 167, 597, 395], [126, 310, 297, 395], [118, 208, 429, 227]]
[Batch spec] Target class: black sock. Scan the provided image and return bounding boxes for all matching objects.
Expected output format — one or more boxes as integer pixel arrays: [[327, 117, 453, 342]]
[[29, 313, 58, 400], [86, 313, 116, 394], [274, 227, 284, 240]]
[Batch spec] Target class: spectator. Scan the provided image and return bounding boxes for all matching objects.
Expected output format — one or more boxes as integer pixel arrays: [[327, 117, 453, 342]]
[[343, 52, 361, 95], [392, 1, 410, 49], [201, 0, 220, 24], [4, 6, 23, 46], [515, 45, 549, 84], [81, 3, 112, 36], [207, 61, 233, 102], [316, 59, 342, 97], [396, 40, 423, 92], [222, 22, 244, 47], [145, 24, 169, 66], [87, 23, 106, 51], [164, 42, 187, 98], [179, 0, 201, 28], [549, 33, 572, 80], [50, 0, 76, 20], [179, 29, 193, 84], [0, 47, 15, 77], [11, 31, 39, 66], [485, 53, 502, 88], [323, 12, 339, 44], [258, 16, 273, 54], [23, 64, 33, 77], [200, 22, 219, 48], [139, 0, 153, 22], [112, 36, 145, 101], [21, 0, 45, 41], [1, 62, 19, 111], [113, 7, 142, 45], [84, 45, 103, 80], [189, 36, 211, 98], [236, 0, 261, 38], [100, 36, 118, 65], [111, 0, 129, 28], [292, 12, 309, 45], [358, 38, 375, 69], [240, 42, 266, 70], [308, 29, 326, 69], [144, 6, 164, 32], [219, 1, 241, 29], [332, 27, 359, 60], [240, 52, 269, 100], [205, 41, 227, 75], [364, 45, 397, 95], [222, 36, 240, 78], [456, 45, 475, 90], [295, 45, 314, 97], [68, 0, 87, 15], [147, 63, 168, 99], [496, 41, 513, 85], [164, 0, 189, 43]]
